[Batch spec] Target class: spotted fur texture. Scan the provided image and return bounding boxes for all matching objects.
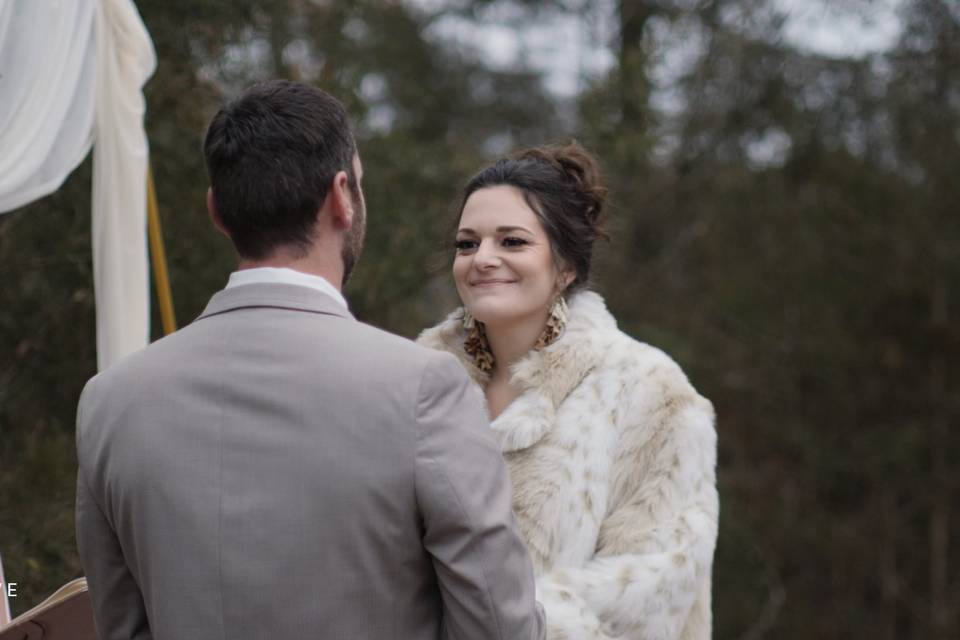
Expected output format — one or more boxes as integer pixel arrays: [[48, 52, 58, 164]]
[[418, 291, 718, 640]]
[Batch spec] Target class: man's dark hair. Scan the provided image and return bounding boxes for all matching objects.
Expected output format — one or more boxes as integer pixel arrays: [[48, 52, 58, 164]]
[[203, 80, 357, 260]]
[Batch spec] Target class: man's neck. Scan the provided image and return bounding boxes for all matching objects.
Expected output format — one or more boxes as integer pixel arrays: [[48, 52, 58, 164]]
[[237, 251, 344, 291]]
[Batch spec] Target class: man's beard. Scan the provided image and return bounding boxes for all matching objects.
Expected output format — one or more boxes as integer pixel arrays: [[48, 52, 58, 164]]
[[340, 186, 366, 287]]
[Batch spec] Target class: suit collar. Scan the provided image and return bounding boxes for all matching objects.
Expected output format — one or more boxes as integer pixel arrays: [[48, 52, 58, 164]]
[[196, 283, 354, 322], [226, 267, 348, 310], [417, 290, 616, 452]]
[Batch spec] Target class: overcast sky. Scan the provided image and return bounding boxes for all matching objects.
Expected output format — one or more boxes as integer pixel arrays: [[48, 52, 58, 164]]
[[413, 0, 906, 97]]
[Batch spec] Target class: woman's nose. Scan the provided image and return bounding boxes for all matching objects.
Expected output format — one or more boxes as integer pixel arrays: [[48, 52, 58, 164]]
[[473, 240, 501, 269]]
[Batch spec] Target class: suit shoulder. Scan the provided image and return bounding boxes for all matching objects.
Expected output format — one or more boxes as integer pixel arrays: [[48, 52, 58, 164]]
[[81, 333, 177, 390], [334, 321, 473, 393], [352, 321, 459, 366]]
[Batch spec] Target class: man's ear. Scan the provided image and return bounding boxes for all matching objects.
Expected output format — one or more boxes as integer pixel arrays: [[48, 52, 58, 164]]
[[207, 188, 230, 238], [327, 170, 355, 230]]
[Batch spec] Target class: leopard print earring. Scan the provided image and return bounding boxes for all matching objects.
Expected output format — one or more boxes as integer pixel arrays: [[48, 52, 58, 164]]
[[462, 309, 495, 372], [534, 295, 569, 350]]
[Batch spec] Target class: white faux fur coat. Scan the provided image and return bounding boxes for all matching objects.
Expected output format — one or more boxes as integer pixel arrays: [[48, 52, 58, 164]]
[[417, 291, 718, 640]]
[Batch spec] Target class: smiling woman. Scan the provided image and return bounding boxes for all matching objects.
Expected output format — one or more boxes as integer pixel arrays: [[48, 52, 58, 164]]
[[419, 143, 719, 640], [453, 186, 567, 356]]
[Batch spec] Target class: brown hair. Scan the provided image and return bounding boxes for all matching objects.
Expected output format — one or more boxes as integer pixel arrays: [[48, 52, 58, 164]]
[[204, 80, 357, 260], [457, 142, 609, 294]]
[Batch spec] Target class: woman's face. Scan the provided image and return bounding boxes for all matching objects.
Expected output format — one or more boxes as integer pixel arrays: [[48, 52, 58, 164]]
[[453, 185, 570, 328]]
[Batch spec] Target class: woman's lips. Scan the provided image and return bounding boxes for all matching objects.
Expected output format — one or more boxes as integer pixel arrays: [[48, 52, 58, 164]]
[[470, 279, 516, 287]]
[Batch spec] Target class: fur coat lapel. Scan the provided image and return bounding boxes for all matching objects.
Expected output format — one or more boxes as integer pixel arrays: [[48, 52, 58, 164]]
[[417, 291, 617, 452]]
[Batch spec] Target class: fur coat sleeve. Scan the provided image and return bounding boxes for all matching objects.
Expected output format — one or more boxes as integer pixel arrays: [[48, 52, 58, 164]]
[[532, 354, 718, 640]]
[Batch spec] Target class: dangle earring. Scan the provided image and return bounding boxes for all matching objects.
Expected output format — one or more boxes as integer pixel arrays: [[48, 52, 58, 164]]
[[462, 309, 495, 372], [534, 295, 569, 350]]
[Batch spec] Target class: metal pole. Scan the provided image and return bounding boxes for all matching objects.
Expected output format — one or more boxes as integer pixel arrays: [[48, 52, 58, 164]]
[[147, 163, 177, 335]]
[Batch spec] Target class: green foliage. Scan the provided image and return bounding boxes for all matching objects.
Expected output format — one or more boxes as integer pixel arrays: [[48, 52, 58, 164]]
[[0, 161, 94, 610]]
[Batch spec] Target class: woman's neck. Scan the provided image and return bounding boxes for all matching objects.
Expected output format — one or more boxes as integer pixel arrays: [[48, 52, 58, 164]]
[[484, 308, 550, 383]]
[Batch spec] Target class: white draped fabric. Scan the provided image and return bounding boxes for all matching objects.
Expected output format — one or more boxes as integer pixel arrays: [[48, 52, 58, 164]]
[[0, 0, 156, 370]]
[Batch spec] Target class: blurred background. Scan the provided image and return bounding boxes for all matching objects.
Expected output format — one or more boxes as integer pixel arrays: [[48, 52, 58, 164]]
[[1, 0, 957, 637]]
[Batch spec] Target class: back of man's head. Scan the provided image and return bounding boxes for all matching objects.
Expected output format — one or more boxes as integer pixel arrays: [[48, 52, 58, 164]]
[[203, 80, 356, 260]]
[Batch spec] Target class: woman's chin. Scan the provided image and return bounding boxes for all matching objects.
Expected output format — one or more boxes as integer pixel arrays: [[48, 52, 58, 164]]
[[470, 306, 535, 329], [466, 303, 513, 327]]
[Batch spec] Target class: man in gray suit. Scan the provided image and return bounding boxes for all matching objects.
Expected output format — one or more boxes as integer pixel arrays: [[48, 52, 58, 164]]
[[75, 80, 545, 640]]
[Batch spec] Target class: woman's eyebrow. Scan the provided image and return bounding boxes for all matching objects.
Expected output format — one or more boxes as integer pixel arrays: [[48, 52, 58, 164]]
[[456, 225, 533, 235]]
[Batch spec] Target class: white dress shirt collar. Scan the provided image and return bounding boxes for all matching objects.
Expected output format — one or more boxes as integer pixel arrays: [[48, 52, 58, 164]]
[[225, 267, 348, 310]]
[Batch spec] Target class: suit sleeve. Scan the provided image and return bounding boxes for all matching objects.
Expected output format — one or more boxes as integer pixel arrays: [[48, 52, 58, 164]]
[[75, 383, 153, 640], [414, 352, 546, 640], [535, 381, 719, 640]]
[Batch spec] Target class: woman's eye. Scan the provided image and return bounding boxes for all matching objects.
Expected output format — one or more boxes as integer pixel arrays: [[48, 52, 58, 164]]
[[503, 237, 528, 248], [454, 239, 478, 251]]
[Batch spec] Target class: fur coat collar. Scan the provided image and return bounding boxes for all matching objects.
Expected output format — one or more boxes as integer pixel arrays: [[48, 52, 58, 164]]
[[417, 290, 617, 452]]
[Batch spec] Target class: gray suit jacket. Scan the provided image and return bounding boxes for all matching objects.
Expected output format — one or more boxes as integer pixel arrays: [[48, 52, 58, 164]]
[[76, 283, 545, 640]]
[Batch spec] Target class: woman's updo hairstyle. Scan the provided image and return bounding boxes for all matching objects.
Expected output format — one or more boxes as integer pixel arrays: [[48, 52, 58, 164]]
[[458, 142, 609, 294]]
